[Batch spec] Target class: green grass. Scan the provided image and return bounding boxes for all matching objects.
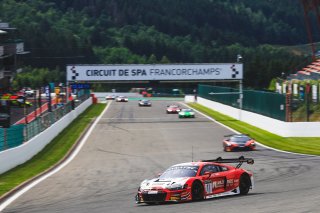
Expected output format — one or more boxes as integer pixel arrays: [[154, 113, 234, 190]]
[[0, 103, 106, 197], [188, 103, 320, 156]]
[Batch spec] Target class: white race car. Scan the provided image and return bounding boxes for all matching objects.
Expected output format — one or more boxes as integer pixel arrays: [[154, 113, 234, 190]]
[[139, 99, 152, 106], [116, 96, 128, 102]]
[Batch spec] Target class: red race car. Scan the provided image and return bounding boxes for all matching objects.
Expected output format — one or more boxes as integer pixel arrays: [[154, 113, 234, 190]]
[[166, 105, 181, 114], [135, 156, 254, 204], [223, 134, 256, 152]]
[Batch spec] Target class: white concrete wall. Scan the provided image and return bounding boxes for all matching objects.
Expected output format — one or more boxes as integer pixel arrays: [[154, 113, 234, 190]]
[[184, 95, 195, 103], [190, 96, 320, 137], [0, 98, 93, 174]]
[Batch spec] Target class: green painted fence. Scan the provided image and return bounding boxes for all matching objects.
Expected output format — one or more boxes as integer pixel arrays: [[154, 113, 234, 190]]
[[198, 85, 286, 121], [0, 125, 24, 151]]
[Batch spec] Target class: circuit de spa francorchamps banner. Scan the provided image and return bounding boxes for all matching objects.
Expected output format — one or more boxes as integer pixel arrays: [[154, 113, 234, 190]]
[[67, 64, 243, 81]]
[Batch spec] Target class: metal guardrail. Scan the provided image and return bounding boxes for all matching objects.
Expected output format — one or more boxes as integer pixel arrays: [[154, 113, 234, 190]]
[[0, 94, 91, 152]]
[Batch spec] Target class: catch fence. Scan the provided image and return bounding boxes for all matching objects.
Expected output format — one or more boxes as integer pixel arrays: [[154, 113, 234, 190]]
[[0, 94, 91, 152]]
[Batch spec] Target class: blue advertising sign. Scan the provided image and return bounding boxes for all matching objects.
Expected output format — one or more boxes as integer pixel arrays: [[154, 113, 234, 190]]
[[71, 83, 90, 89]]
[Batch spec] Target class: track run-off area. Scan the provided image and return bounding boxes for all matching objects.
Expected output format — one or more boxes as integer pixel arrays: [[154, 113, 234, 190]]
[[1, 100, 320, 213]]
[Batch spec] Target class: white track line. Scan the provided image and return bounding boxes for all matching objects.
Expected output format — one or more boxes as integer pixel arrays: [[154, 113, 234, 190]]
[[0, 104, 110, 212], [181, 102, 319, 157]]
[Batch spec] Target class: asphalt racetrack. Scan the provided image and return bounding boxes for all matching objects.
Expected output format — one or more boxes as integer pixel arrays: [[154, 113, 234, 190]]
[[2, 100, 320, 213]]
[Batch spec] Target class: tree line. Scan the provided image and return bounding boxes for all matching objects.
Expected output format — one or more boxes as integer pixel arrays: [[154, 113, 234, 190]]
[[0, 0, 314, 89]]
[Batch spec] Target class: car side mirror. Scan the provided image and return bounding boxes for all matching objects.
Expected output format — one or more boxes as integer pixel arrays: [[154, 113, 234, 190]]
[[203, 171, 212, 178]]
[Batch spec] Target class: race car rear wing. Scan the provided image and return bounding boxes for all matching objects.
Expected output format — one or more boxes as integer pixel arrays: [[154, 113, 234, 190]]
[[201, 156, 254, 168]]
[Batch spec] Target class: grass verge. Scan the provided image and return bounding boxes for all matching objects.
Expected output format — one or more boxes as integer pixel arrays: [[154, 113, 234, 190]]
[[188, 103, 320, 156], [0, 103, 106, 198]]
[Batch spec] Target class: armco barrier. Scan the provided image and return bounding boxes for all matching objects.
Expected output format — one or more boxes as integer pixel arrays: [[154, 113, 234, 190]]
[[186, 96, 320, 137], [0, 97, 93, 174]]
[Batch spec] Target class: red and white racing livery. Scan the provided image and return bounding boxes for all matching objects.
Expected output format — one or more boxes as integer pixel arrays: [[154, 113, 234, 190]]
[[166, 105, 181, 114], [136, 156, 254, 204]]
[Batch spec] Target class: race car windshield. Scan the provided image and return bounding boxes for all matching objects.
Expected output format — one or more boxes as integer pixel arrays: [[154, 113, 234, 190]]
[[230, 136, 250, 143], [159, 166, 199, 179], [182, 109, 193, 112]]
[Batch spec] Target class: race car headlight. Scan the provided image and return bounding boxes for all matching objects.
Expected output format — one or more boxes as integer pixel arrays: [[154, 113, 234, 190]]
[[139, 180, 150, 190], [165, 183, 188, 191], [251, 142, 256, 146], [225, 143, 232, 147], [168, 109, 172, 111]]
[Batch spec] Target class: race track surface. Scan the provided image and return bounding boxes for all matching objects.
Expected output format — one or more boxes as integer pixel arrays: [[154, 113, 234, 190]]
[[2, 101, 320, 213]]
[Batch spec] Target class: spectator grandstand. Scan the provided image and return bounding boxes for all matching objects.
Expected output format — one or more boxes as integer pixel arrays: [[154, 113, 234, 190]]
[[287, 59, 320, 80]]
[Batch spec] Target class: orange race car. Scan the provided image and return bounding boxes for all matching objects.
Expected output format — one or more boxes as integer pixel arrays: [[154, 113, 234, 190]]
[[223, 134, 256, 152]]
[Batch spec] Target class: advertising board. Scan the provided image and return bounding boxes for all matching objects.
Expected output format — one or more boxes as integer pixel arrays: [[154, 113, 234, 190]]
[[67, 64, 243, 81]]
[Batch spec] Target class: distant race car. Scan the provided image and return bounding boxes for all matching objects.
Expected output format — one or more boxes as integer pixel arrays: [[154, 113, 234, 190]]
[[166, 105, 181, 114], [135, 156, 254, 204], [139, 99, 152, 107], [1, 94, 32, 107], [115, 96, 128, 102], [223, 134, 256, 152], [106, 94, 117, 100], [178, 109, 195, 118]]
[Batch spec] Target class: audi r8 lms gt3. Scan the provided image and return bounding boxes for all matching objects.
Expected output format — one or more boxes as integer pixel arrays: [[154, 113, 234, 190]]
[[136, 156, 254, 204], [139, 99, 152, 107], [178, 109, 195, 118], [105, 94, 117, 100], [223, 134, 256, 152], [166, 105, 181, 114], [115, 96, 128, 102]]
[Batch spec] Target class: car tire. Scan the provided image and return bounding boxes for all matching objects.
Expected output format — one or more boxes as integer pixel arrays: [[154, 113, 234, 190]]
[[191, 181, 204, 201], [239, 174, 251, 195]]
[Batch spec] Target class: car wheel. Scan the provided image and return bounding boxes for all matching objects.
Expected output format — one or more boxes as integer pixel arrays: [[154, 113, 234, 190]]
[[191, 181, 204, 201], [239, 174, 251, 195]]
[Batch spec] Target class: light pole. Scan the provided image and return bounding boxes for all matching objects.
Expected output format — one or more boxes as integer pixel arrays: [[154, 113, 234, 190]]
[[237, 54, 243, 121]]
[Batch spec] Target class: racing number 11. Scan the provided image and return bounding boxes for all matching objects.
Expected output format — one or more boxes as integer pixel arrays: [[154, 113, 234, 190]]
[[205, 181, 213, 194]]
